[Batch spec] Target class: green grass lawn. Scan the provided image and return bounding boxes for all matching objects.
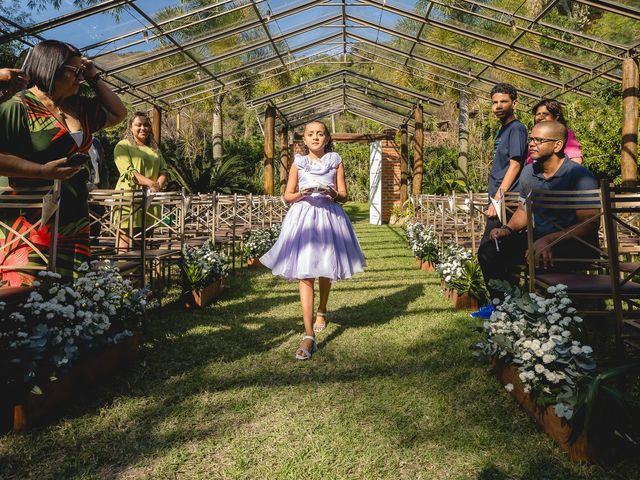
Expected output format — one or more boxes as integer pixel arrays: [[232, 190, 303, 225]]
[[1, 203, 638, 479]]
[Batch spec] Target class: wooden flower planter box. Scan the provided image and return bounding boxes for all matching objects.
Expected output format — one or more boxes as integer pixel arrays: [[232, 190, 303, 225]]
[[421, 261, 436, 272], [492, 358, 596, 463], [247, 258, 262, 268], [440, 279, 480, 310], [11, 332, 141, 433], [184, 279, 223, 309], [450, 291, 479, 310], [440, 280, 454, 300]]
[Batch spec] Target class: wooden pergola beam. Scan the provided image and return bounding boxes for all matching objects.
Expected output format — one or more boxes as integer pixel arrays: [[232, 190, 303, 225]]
[[400, 124, 409, 207], [412, 104, 424, 195], [279, 126, 289, 195], [621, 58, 639, 186], [152, 106, 162, 147], [264, 106, 276, 195]]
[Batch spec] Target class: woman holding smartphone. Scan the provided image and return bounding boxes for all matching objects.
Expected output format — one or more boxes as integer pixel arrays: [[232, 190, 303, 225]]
[[0, 40, 126, 286]]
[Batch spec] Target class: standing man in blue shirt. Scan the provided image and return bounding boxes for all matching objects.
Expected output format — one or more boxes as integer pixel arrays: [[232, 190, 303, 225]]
[[483, 83, 528, 242], [471, 83, 528, 317]]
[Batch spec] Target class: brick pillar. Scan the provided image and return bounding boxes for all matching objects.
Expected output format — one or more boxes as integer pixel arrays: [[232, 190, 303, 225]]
[[380, 138, 401, 224]]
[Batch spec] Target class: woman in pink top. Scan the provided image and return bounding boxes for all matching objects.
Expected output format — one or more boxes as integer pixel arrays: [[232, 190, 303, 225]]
[[526, 99, 583, 165]]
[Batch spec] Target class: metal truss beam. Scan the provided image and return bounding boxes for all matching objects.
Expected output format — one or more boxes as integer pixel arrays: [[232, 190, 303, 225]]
[[161, 45, 342, 109], [354, 0, 619, 84], [574, 0, 640, 21], [131, 34, 342, 106], [348, 15, 599, 94], [348, 31, 589, 99], [250, 68, 443, 106], [0, 0, 131, 43], [127, 2, 224, 89], [120, 18, 341, 95], [86, 0, 258, 58], [250, 0, 288, 71], [468, 0, 560, 90], [273, 79, 417, 116], [420, 0, 628, 57], [104, 0, 327, 76]]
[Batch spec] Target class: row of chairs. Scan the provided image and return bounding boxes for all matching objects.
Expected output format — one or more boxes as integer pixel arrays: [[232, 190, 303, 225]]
[[414, 183, 640, 360], [89, 190, 289, 290], [0, 187, 288, 303]]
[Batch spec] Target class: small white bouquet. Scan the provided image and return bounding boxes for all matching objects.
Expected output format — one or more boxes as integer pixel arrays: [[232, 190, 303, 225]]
[[299, 181, 335, 195]]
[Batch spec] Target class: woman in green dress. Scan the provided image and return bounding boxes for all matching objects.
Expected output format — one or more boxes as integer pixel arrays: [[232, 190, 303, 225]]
[[0, 40, 126, 287], [114, 112, 169, 250]]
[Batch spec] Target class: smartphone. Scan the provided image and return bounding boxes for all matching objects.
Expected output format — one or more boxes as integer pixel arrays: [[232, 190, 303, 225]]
[[66, 152, 91, 167]]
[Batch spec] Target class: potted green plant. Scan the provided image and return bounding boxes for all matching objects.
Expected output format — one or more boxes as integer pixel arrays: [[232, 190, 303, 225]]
[[181, 239, 229, 308], [243, 224, 280, 267], [406, 221, 439, 271], [436, 244, 486, 308], [446, 257, 488, 309]]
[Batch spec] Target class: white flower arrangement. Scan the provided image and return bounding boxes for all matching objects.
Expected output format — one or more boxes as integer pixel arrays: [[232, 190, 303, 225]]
[[1, 263, 154, 396], [405, 221, 439, 264], [436, 243, 473, 284], [181, 239, 229, 292], [475, 280, 597, 420], [243, 224, 281, 259]]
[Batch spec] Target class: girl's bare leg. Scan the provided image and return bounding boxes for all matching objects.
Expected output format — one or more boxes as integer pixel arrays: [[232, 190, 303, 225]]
[[316, 276, 332, 329], [297, 278, 315, 356]]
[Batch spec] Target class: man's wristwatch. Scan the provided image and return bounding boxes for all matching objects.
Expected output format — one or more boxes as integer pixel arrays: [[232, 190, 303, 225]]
[[501, 225, 514, 234]]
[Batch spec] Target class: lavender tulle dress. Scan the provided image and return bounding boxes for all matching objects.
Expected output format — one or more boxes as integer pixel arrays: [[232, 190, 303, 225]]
[[260, 152, 366, 281]]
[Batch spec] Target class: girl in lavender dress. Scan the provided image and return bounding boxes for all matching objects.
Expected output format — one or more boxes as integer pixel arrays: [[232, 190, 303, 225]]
[[260, 121, 366, 360]]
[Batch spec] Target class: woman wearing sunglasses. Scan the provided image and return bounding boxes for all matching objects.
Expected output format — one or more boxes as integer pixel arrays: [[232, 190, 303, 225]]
[[0, 40, 126, 286]]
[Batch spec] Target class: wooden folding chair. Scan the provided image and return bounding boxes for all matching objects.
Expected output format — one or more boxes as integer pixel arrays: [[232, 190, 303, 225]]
[[524, 187, 605, 295], [523, 186, 640, 360], [0, 181, 62, 300], [88, 189, 146, 284], [601, 181, 640, 357], [183, 192, 214, 247], [138, 191, 185, 292]]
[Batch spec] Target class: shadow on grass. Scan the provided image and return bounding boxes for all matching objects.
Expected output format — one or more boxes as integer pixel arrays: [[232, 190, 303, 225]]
[[343, 203, 369, 223], [477, 458, 590, 480], [3, 293, 637, 480], [5, 208, 634, 480]]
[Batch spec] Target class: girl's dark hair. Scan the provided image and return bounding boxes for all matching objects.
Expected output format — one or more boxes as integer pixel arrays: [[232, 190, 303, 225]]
[[26, 40, 81, 97], [302, 120, 333, 154], [531, 99, 567, 125], [124, 111, 157, 149]]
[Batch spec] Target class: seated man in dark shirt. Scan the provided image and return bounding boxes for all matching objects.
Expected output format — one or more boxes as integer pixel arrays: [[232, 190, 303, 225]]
[[478, 120, 599, 301]]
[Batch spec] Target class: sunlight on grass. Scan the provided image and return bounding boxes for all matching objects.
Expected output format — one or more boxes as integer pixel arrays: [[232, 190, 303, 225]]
[[0, 203, 638, 479]]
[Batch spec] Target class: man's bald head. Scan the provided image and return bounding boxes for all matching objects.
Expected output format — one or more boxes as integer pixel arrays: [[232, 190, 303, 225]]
[[532, 120, 568, 151]]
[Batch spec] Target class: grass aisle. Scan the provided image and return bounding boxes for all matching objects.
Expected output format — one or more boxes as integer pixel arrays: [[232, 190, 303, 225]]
[[1, 203, 638, 479]]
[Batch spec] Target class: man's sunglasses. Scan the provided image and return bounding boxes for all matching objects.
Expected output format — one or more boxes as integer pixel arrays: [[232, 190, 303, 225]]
[[528, 136, 560, 145]]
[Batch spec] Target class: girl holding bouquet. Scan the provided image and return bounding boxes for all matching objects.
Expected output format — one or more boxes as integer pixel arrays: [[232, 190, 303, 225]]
[[260, 121, 366, 360]]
